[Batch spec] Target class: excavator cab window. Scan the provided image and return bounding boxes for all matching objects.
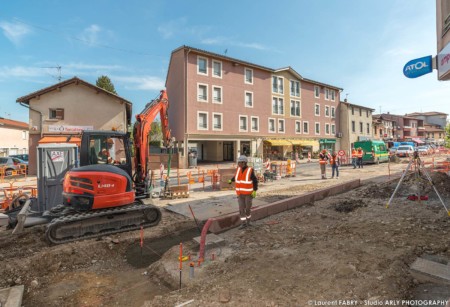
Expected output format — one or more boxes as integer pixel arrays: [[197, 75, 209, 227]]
[[88, 136, 127, 166]]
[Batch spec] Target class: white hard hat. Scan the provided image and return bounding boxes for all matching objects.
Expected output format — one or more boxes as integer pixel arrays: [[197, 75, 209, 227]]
[[237, 155, 248, 163]]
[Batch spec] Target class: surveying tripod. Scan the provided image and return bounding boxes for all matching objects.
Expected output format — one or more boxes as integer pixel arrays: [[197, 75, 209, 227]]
[[385, 150, 450, 216]]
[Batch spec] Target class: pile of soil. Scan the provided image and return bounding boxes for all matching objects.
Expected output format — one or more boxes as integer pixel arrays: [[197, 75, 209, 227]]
[[143, 172, 450, 306]]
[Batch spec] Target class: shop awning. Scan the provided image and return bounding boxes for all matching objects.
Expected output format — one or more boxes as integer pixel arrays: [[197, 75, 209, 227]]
[[319, 139, 336, 144], [39, 136, 81, 146], [412, 138, 424, 144], [290, 139, 317, 146], [265, 139, 292, 146]]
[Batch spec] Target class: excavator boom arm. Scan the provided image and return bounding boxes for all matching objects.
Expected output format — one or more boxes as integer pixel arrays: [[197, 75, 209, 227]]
[[133, 90, 171, 196]]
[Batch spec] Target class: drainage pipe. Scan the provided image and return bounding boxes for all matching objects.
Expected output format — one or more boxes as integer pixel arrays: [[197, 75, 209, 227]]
[[198, 217, 216, 261]]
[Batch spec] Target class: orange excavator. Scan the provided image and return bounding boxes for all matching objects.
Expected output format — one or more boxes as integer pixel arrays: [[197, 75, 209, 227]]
[[44, 90, 172, 244]]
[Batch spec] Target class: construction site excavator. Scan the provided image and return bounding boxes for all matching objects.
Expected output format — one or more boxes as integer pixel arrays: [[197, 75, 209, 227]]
[[42, 90, 172, 244]]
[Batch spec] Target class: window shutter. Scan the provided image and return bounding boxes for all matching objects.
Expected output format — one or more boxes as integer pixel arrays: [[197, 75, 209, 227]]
[[56, 109, 64, 120]]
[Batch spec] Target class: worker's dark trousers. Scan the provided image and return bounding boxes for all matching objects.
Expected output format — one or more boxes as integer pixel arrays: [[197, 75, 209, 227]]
[[237, 194, 252, 223]]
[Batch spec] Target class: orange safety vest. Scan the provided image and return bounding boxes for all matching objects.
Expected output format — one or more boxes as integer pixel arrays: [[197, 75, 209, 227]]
[[234, 167, 254, 195], [330, 157, 338, 165], [351, 149, 357, 158], [319, 153, 328, 164], [357, 150, 363, 158]]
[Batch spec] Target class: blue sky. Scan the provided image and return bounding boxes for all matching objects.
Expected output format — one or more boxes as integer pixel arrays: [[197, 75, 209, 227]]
[[0, 0, 448, 124]]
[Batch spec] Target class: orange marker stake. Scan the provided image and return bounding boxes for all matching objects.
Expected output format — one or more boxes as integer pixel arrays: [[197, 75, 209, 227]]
[[179, 242, 183, 289]]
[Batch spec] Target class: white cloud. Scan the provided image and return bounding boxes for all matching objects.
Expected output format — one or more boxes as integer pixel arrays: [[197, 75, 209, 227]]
[[77, 24, 102, 45], [65, 62, 122, 71], [201, 36, 268, 51], [114, 76, 165, 91], [0, 21, 31, 45], [0, 66, 42, 79]]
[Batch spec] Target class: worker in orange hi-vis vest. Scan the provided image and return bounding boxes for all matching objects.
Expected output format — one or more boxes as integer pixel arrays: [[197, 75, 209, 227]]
[[228, 155, 258, 229], [319, 149, 329, 179], [357, 147, 364, 168], [351, 148, 357, 169]]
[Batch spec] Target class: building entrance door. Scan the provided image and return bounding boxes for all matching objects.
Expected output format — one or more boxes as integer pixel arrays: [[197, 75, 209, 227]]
[[223, 142, 234, 161]]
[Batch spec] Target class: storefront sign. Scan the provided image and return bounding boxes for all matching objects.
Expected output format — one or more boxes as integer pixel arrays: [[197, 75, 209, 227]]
[[438, 42, 450, 80], [403, 55, 432, 78], [49, 125, 93, 133]]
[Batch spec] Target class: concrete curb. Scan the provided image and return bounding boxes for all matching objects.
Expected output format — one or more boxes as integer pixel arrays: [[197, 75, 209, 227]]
[[208, 179, 361, 233]]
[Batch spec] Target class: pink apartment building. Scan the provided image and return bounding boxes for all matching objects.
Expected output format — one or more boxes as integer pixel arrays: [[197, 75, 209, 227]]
[[166, 46, 342, 165]]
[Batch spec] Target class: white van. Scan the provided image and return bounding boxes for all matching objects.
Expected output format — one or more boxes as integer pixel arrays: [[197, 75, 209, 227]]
[[396, 145, 414, 157]]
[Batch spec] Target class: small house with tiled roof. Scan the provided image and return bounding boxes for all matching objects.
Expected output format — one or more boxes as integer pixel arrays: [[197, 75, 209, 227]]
[[16, 77, 132, 175], [0, 117, 29, 157]]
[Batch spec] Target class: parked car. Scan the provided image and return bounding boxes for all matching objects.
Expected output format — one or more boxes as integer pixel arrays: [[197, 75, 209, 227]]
[[9, 154, 28, 162], [396, 145, 415, 157], [389, 147, 398, 155], [0, 157, 28, 176], [417, 145, 432, 155]]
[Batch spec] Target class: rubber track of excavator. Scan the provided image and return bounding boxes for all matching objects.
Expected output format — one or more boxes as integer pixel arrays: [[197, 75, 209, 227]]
[[45, 201, 161, 244]]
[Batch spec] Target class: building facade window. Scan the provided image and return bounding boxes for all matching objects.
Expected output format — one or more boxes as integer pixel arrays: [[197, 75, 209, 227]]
[[325, 88, 330, 100], [197, 56, 207, 75], [359, 108, 362, 116], [325, 123, 330, 135], [351, 121, 356, 132], [213, 86, 222, 104], [331, 90, 335, 101], [331, 106, 335, 118], [290, 80, 300, 97], [22, 131, 27, 140], [331, 124, 335, 135], [325, 106, 330, 117], [212, 113, 223, 131], [251, 116, 259, 132], [314, 86, 320, 98], [272, 97, 284, 115], [268, 118, 276, 133], [198, 112, 208, 130], [359, 122, 363, 133], [212, 60, 222, 78], [239, 115, 248, 132], [245, 68, 253, 84], [290, 100, 300, 117], [366, 123, 370, 134], [197, 84, 208, 102], [272, 76, 284, 94], [49, 108, 64, 120], [315, 103, 320, 116], [245, 91, 253, 108], [295, 120, 301, 134], [303, 121, 309, 134], [366, 110, 369, 117], [351, 107, 354, 115], [278, 119, 285, 133], [315, 122, 320, 135]]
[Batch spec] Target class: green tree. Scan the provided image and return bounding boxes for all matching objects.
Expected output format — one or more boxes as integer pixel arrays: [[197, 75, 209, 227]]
[[149, 120, 163, 147], [96, 75, 117, 94]]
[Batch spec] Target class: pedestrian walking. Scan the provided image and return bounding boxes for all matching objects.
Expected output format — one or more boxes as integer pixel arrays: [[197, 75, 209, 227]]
[[330, 152, 340, 179], [228, 155, 258, 229], [351, 148, 357, 169], [357, 147, 364, 168], [319, 149, 329, 179]]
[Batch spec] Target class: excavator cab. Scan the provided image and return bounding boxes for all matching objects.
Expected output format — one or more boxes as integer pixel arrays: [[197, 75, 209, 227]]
[[79, 131, 133, 178]]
